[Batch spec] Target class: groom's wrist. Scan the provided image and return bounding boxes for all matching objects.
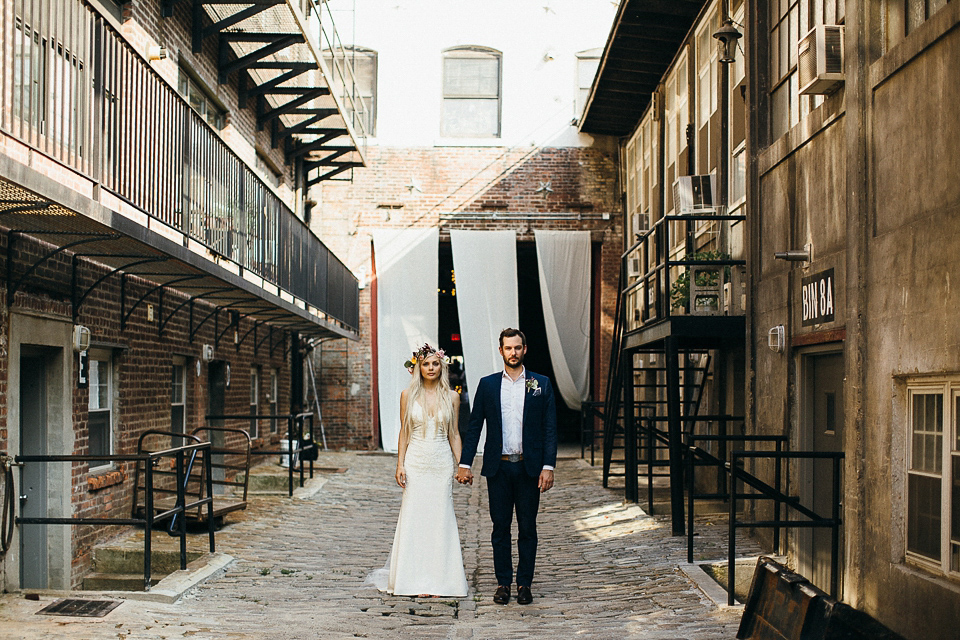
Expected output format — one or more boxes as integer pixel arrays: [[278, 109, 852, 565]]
[[542, 465, 554, 471], [458, 464, 471, 469]]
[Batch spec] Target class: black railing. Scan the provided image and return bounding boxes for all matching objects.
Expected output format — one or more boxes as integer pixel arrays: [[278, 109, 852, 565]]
[[0, 0, 359, 330], [205, 412, 316, 497], [622, 212, 746, 332], [579, 401, 606, 466], [15, 441, 216, 591]]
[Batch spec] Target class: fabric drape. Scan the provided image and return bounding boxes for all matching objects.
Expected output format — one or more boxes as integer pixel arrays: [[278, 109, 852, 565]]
[[451, 230, 519, 453], [373, 228, 439, 453], [534, 230, 591, 410]]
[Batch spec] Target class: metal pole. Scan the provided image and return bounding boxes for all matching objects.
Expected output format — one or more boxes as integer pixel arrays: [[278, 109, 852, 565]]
[[728, 452, 737, 606], [176, 449, 187, 570], [831, 454, 842, 598], [144, 457, 154, 592], [665, 336, 685, 536], [287, 416, 294, 497], [623, 352, 638, 503], [774, 439, 782, 554], [647, 414, 655, 514], [205, 444, 216, 552], [687, 441, 695, 564]]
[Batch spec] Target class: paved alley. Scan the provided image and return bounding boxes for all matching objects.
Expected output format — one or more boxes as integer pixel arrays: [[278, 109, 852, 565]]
[[0, 450, 759, 639]]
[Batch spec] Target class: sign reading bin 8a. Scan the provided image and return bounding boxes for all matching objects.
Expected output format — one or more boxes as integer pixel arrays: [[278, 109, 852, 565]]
[[801, 268, 835, 327]]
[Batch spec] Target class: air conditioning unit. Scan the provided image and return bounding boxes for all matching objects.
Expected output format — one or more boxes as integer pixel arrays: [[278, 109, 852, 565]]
[[673, 175, 717, 215], [631, 212, 648, 234], [798, 25, 844, 95], [627, 256, 641, 277]]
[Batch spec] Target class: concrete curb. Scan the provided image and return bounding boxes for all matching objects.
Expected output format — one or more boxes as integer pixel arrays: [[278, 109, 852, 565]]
[[679, 561, 746, 610], [104, 552, 234, 604]]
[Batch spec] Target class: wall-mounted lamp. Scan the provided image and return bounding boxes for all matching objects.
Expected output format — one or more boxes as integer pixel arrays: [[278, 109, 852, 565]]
[[73, 325, 91, 352], [774, 246, 812, 262], [202, 344, 215, 362], [147, 45, 167, 61], [713, 18, 743, 64], [768, 325, 786, 353]]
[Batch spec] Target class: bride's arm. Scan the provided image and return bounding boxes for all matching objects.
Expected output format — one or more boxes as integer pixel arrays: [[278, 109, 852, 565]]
[[396, 390, 409, 488], [448, 389, 463, 464]]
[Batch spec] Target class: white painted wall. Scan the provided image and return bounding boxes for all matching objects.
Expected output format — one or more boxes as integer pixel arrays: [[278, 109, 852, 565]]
[[326, 0, 617, 148]]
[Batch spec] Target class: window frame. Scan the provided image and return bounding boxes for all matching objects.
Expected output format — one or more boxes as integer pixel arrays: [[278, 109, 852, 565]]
[[904, 379, 960, 579], [177, 65, 227, 131], [322, 46, 377, 138], [575, 48, 603, 120], [440, 46, 502, 139], [87, 349, 113, 470], [171, 358, 187, 445], [250, 366, 260, 439], [270, 369, 279, 433]]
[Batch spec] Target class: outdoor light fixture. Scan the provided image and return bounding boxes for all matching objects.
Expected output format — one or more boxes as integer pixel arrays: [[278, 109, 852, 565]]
[[713, 18, 742, 64], [768, 325, 786, 353], [774, 246, 812, 262]]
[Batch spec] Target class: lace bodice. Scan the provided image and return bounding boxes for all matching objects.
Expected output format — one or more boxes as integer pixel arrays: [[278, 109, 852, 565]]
[[407, 399, 451, 439]]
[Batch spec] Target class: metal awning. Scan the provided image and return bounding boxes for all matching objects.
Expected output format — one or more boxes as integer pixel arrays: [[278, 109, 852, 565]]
[[0, 178, 358, 343], [173, 0, 368, 184], [579, 0, 706, 137]]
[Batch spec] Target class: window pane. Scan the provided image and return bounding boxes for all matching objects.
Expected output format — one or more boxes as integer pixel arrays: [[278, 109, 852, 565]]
[[172, 365, 184, 404], [444, 57, 499, 97], [771, 82, 789, 140], [89, 410, 110, 458], [171, 405, 185, 437], [89, 359, 109, 410], [912, 393, 944, 473], [441, 99, 499, 137], [952, 456, 960, 545], [908, 472, 942, 560]]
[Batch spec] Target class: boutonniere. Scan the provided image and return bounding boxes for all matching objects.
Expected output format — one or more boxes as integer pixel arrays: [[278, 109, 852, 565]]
[[525, 377, 541, 396]]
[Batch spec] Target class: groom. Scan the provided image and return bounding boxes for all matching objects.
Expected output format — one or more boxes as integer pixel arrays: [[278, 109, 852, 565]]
[[455, 328, 557, 605]]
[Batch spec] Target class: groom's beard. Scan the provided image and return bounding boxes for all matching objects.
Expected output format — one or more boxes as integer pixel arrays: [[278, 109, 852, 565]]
[[503, 354, 524, 369]]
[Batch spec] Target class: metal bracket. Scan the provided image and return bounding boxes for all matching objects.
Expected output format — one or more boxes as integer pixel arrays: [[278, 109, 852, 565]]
[[121, 275, 204, 331], [7, 231, 119, 306]]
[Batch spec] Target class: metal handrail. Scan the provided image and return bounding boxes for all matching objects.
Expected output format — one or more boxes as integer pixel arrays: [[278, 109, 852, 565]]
[[205, 412, 316, 497], [579, 401, 606, 466], [16, 441, 216, 591]]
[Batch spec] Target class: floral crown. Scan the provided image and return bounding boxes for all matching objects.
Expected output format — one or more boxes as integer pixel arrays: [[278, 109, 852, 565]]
[[404, 343, 448, 370]]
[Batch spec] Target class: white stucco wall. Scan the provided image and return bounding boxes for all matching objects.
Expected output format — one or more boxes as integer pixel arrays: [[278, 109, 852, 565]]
[[326, 0, 617, 148]]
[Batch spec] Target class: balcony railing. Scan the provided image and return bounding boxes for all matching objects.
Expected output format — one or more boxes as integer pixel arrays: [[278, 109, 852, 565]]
[[622, 211, 747, 333], [0, 0, 359, 330]]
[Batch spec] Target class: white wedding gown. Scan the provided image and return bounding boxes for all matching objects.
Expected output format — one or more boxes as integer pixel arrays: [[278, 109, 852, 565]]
[[369, 400, 468, 597]]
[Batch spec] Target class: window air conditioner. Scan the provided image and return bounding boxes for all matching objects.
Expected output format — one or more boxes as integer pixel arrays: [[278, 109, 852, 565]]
[[798, 25, 844, 95], [673, 175, 717, 215], [631, 212, 648, 234], [627, 256, 641, 278]]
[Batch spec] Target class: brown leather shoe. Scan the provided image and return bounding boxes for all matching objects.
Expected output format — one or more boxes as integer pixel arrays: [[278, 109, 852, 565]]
[[493, 585, 510, 604], [516, 585, 533, 605]]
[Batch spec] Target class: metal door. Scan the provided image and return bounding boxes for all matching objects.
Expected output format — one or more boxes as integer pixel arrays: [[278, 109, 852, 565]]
[[207, 362, 227, 492], [799, 351, 844, 593], [19, 355, 47, 588]]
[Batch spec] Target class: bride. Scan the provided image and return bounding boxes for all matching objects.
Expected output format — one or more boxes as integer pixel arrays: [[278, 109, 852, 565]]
[[374, 343, 468, 597]]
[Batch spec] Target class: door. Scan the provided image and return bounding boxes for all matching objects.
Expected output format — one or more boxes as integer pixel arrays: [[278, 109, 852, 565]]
[[799, 351, 844, 593], [207, 362, 227, 492], [19, 355, 47, 588]]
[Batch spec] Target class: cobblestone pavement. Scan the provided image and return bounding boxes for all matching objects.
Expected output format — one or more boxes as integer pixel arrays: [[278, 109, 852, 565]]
[[0, 448, 761, 639]]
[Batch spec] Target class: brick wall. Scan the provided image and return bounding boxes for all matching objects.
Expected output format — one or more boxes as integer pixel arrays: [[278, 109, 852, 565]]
[[312, 142, 622, 449]]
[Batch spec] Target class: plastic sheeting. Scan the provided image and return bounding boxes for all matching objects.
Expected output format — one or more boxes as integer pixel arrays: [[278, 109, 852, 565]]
[[534, 230, 591, 410], [450, 230, 520, 453], [373, 228, 439, 453]]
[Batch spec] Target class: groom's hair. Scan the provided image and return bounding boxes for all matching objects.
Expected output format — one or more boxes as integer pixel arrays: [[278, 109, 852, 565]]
[[499, 328, 526, 347]]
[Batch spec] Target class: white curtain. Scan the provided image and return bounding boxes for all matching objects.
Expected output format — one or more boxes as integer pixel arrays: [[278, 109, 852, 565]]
[[451, 230, 519, 453], [535, 230, 591, 410], [373, 228, 439, 453]]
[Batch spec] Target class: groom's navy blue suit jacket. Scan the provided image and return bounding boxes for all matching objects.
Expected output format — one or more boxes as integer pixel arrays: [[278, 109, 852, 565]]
[[460, 371, 558, 478]]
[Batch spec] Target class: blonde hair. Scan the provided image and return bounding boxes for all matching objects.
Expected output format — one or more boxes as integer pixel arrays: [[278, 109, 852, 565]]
[[402, 352, 455, 437]]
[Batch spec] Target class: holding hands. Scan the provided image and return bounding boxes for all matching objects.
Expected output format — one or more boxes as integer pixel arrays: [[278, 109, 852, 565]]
[[455, 467, 473, 486]]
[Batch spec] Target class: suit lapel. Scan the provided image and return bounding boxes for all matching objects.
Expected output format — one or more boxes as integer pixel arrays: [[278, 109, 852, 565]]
[[522, 373, 531, 428]]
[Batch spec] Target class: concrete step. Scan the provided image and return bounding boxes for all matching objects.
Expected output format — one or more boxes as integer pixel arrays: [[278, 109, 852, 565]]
[[82, 572, 163, 591], [93, 546, 205, 575]]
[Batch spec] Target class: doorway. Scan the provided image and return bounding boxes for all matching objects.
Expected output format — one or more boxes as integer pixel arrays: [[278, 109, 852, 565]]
[[19, 353, 47, 589], [798, 349, 844, 593], [207, 362, 227, 491]]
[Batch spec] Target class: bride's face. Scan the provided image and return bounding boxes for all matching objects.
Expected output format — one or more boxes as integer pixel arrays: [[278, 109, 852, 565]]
[[420, 355, 442, 381]]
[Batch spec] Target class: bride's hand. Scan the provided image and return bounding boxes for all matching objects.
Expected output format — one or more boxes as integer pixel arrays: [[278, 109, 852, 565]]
[[395, 466, 407, 488]]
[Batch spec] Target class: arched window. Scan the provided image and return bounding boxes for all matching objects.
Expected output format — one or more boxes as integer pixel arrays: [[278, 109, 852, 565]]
[[441, 46, 501, 138]]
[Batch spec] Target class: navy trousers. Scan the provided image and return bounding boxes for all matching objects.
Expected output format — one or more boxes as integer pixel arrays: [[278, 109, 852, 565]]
[[486, 460, 541, 588]]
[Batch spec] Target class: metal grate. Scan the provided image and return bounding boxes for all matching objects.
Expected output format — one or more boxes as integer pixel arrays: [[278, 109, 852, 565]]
[[36, 599, 122, 618]]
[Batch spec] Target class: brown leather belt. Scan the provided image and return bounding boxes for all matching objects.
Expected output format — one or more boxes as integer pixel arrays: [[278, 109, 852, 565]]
[[501, 454, 523, 462]]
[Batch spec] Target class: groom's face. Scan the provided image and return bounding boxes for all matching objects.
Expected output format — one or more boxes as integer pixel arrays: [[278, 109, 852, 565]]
[[499, 336, 527, 369]]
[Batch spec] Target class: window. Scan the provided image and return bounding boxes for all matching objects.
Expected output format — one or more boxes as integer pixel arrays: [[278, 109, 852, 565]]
[[323, 47, 377, 137], [695, 10, 718, 134], [256, 151, 284, 189], [88, 352, 112, 469], [270, 369, 279, 433], [172, 360, 186, 445], [178, 67, 226, 131], [906, 382, 960, 576], [441, 47, 501, 138], [664, 51, 689, 214], [624, 113, 657, 240], [250, 367, 260, 439], [575, 49, 602, 120]]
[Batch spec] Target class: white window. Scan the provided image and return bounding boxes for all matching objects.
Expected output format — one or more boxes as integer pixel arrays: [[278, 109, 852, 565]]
[[695, 8, 719, 174], [88, 351, 112, 469], [664, 50, 689, 202], [270, 369, 279, 433], [441, 47, 501, 138], [249, 367, 260, 439], [905, 382, 960, 576], [172, 360, 186, 445], [575, 48, 602, 120]]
